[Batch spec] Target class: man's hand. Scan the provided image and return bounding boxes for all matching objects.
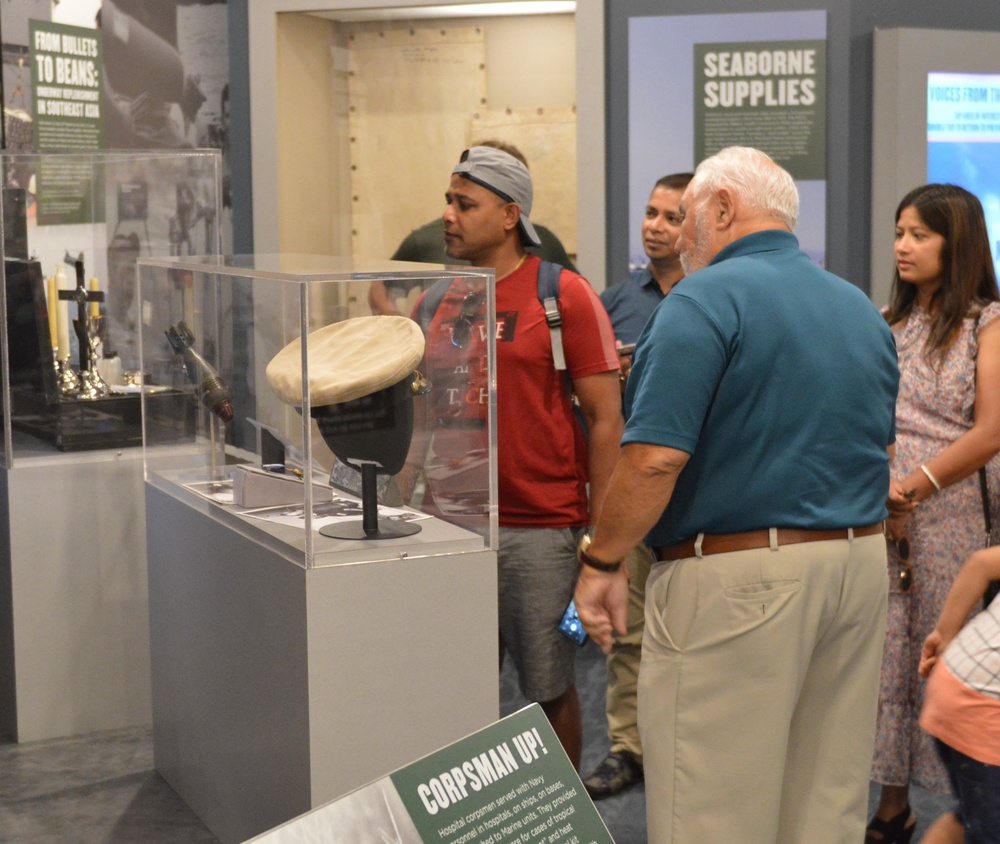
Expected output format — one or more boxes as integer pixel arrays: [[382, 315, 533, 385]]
[[574, 565, 629, 654]]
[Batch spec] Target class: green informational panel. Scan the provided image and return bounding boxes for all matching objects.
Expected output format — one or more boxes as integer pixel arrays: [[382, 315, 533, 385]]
[[249, 706, 615, 844], [391, 707, 613, 844], [30, 20, 106, 225], [30, 20, 105, 151], [694, 40, 827, 181], [32, 156, 103, 227]]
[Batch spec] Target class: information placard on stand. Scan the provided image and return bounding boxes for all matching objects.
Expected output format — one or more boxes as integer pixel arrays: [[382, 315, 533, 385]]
[[248, 705, 615, 844]]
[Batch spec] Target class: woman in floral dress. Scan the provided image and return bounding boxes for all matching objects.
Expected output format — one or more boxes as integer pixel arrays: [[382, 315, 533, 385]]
[[867, 184, 1000, 844]]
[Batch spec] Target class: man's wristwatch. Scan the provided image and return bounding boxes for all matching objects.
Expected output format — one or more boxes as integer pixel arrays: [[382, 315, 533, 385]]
[[577, 533, 623, 573]]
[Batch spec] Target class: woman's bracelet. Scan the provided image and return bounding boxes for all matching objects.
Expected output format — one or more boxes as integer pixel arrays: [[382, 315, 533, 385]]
[[920, 464, 942, 493]]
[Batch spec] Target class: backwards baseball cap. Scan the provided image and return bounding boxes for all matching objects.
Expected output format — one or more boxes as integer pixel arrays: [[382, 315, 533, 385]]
[[452, 146, 542, 247]]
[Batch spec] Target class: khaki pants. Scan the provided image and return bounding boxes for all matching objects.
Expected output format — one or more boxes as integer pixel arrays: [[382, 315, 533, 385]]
[[605, 543, 654, 759], [639, 534, 887, 844]]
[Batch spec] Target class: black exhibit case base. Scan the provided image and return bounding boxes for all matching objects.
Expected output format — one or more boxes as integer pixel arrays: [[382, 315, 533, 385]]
[[10, 388, 195, 452]]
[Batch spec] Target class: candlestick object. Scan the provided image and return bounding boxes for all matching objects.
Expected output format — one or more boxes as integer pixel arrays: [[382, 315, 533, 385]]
[[89, 277, 100, 318], [54, 264, 70, 361], [46, 276, 58, 351]]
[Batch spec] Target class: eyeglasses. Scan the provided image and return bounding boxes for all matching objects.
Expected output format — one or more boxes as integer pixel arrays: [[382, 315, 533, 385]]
[[896, 537, 912, 592], [451, 291, 485, 348]]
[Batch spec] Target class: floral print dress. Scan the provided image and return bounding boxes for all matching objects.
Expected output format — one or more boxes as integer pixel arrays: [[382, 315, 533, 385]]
[[871, 302, 1000, 792]]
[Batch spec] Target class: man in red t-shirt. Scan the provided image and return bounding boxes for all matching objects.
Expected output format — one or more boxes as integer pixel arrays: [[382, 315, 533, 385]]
[[416, 146, 622, 767]]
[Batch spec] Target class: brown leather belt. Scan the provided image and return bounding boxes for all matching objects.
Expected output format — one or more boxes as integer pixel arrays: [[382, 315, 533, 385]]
[[655, 523, 884, 562]]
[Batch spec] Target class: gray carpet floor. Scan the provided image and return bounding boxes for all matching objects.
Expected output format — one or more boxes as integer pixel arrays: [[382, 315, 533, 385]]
[[0, 639, 954, 843]]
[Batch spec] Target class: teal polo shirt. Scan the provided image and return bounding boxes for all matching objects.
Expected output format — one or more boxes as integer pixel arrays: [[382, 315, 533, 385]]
[[624, 230, 898, 548]]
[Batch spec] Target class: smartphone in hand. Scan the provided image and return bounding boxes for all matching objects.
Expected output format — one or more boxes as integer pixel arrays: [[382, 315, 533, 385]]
[[557, 599, 588, 646]]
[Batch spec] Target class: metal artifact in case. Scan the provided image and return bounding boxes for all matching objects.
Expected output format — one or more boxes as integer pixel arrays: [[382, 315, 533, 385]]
[[137, 253, 498, 568], [0, 150, 222, 462]]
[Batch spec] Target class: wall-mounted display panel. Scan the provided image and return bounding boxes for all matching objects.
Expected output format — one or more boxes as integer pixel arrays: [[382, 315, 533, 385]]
[[624, 10, 827, 271], [871, 28, 1000, 306], [926, 71, 1000, 277]]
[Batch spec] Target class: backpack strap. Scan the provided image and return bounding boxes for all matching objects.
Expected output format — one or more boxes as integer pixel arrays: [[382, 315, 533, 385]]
[[418, 262, 567, 373], [537, 260, 566, 371]]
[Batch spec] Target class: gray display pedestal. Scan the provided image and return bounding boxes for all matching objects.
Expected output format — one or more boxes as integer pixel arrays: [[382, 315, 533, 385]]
[[146, 481, 499, 844], [0, 442, 151, 742]]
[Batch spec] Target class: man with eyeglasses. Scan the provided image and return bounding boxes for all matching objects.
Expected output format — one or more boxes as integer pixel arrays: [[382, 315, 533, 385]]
[[413, 145, 623, 767]]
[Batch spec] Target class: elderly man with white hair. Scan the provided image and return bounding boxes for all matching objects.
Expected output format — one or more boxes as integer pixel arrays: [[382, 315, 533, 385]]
[[574, 147, 899, 843]]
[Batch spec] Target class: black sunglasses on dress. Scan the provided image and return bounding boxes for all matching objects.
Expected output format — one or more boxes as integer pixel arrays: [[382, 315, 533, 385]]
[[897, 537, 912, 592], [451, 291, 485, 348]]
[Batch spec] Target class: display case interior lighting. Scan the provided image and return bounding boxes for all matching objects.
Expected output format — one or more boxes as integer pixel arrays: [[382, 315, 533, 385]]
[[315, 2, 576, 22]]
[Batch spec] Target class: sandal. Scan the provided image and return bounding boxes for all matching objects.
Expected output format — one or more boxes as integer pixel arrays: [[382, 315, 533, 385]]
[[864, 805, 916, 844]]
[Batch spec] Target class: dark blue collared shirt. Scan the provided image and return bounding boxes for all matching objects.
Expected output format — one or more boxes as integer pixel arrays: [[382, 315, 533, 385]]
[[599, 268, 665, 344]]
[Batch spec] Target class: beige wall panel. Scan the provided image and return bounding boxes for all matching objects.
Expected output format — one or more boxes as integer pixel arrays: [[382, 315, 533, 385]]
[[469, 107, 577, 256], [348, 27, 487, 261], [276, 14, 339, 255]]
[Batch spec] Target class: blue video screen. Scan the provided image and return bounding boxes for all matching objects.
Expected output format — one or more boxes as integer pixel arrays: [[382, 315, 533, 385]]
[[928, 71, 1000, 275]]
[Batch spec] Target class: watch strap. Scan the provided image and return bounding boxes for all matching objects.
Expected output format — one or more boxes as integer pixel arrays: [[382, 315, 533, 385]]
[[577, 534, 623, 573]]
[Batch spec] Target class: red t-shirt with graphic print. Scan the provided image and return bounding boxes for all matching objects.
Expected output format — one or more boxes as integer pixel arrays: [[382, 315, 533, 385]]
[[416, 256, 618, 527]]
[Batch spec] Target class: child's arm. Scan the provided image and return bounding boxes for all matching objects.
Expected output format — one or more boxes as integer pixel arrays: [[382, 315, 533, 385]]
[[920, 546, 1000, 677]]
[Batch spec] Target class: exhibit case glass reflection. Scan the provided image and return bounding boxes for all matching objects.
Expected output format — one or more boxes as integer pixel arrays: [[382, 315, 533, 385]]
[[137, 254, 498, 569], [0, 149, 222, 461]]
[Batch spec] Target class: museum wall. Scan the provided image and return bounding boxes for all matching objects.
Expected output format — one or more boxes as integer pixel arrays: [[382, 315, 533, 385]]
[[275, 13, 343, 258], [606, 0, 1000, 291], [10, 1, 998, 291], [270, 10, 576, 281], [108, 0, 1000, 293], [0, 0, 235, 251]]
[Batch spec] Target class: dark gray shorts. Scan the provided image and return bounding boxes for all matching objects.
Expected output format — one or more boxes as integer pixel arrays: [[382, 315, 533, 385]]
[[498, 526, 583, 702]]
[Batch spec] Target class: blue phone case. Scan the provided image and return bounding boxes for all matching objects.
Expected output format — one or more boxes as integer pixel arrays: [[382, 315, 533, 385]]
[[557, 599, 588, 646]]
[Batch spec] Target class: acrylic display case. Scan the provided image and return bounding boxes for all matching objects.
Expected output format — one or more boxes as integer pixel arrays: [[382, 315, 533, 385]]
[[0, 150, 221, 743], [0, 150, 221, 458], [140, 255, 500, 842], [137, 253, 499, 568]]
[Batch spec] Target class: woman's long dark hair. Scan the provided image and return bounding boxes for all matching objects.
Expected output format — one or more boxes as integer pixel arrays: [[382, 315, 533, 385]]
[[884, 183, 999, 361]]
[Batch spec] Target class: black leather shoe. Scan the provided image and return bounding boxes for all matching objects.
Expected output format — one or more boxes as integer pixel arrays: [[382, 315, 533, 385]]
[[582, 750, 643, 799]]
